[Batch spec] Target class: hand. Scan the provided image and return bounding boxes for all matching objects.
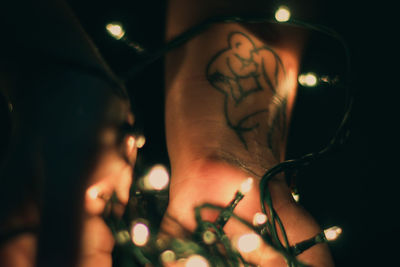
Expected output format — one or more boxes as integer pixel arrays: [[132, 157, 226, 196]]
[[160, 159, 334, 266], [80, 120, 137, 267]]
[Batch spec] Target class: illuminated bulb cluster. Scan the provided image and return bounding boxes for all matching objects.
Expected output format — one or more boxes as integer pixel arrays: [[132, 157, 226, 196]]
[[275, 6, 291, 22], [298, 72, 318, 87], [106, 22, 125, 40], [131, 222, 150, 246]]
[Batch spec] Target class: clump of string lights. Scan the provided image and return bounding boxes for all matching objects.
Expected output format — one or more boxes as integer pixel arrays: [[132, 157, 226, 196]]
[[100, 4, 353, 267]]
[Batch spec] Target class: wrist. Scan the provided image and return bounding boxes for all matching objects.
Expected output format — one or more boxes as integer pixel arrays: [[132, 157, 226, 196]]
[[166, 159, 292, 232]]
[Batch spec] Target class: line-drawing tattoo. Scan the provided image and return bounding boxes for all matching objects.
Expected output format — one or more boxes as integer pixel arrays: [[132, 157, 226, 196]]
[[206, 31, 287, 158]]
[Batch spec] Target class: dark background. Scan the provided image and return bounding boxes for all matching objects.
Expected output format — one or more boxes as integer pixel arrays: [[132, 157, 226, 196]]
[[1, 0, 394, 266]]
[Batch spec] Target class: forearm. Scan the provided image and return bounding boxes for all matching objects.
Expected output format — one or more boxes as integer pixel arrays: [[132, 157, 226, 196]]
[[165, 5, 305, 177], [164, 1, 333, 266], [164, 10, 303, 242]]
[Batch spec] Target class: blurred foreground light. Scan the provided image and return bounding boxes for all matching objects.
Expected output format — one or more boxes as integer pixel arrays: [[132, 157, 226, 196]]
[[106, 22, 125, 40], [185, 255, 209, 267], [136, 135, 146, 148], [298, 72, 318, 87], [324, 226, 342, 241], [116, 230, 130, 244], [131, 222, 150, 246], [239, 177, 254, 194], [253, 212, 268, 226], [144, 164, 170, 190], [275, 6, 291, 22], [202, 230, 217, 245], [161, 250, 176, 263], [127, 136, 136, 151], [236, 233, 261, 253], [86, 186, 100, 200], [126, 136, 136, 162]]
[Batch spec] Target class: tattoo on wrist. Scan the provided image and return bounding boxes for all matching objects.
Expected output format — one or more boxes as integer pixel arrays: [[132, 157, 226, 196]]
[[206, 31, 288, 160]]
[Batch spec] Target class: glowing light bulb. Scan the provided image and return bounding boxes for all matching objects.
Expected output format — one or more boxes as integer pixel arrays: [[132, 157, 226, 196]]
[[136, 135, 146, 148], [253, 212, 268, 226], [116, 230, 130, 244], [131, 222, 150, 246], [161, 250, 176, 263], [87, 186, 100, 200], [324, 226, 342, 241], [240, 177, 254, 194], [236, 233, 261, 253], [185, 255, 209, 267], [291, 192, 300, 202], [275, 6, 291, 22], [298, 73, 318, 87], [106, 23, 125, 40], [202, 230, 216, 245], [145, 164, 170, 190]]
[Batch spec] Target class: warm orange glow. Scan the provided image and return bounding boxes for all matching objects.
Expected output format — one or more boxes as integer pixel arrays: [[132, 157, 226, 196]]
[[85, 185, 107, 215], [126, 136, 136, 153], [87, 186, 100, 200]]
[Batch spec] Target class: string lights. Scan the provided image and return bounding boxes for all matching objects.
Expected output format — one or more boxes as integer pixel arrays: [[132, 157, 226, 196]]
[[106, 22, 126, 40], [236, 233, 262, 253], [100, 3, 352, 267], [298, 72, 318, 87], [274, 6, 291, 22], [185, 255, 209, 267], [139, 164, 170, 191], [102, 166, 343, 266], [106, 22, 145, 54], [135, 135, 146, 149], [131, 221, 150, 247]]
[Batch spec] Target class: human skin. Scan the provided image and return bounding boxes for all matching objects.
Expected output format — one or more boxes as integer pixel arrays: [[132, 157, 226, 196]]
[[161, 0, 335, 266], [0, 0, 136, 266], [0, 112, 137, 267]]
